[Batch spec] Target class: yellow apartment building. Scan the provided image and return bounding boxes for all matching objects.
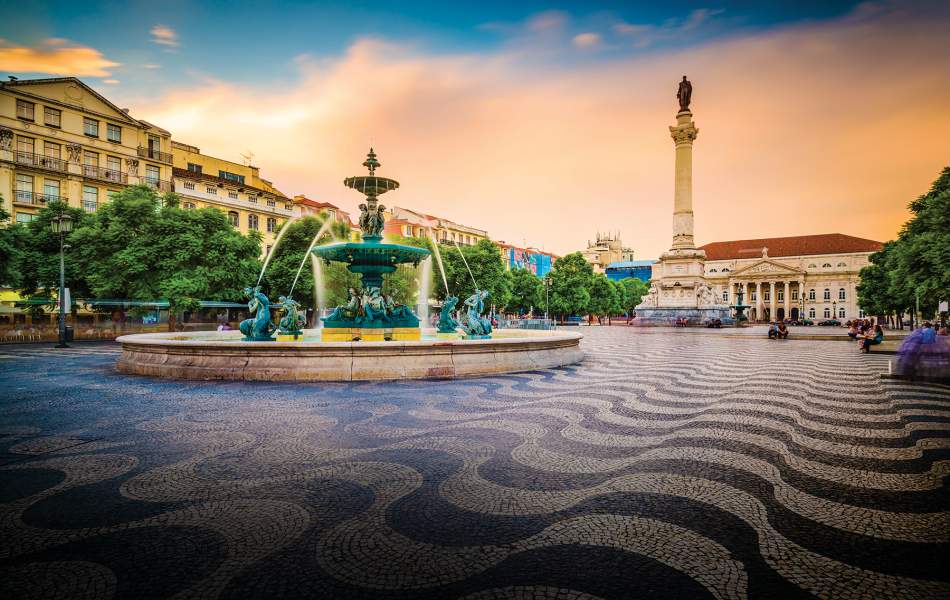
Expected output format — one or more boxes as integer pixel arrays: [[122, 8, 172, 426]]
[[170, 141, 296, 254], [0, 77, 173, 223]]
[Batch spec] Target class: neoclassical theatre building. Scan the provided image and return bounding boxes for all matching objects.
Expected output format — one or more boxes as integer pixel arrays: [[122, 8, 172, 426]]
[[699, 233, 882, 322]]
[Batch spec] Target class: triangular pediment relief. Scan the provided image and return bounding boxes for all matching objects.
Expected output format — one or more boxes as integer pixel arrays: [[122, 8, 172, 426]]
[[7, 78, 142, 126], [730, 259, 803, 277]]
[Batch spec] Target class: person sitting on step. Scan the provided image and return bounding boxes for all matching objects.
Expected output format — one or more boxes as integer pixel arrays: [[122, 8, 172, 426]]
[[861, 324, 884, 353], [768, 321, 778, 339], [777, 322, 789, 339]]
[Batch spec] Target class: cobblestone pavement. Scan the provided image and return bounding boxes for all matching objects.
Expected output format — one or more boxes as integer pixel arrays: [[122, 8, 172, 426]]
[[0, 329, 948, 600]]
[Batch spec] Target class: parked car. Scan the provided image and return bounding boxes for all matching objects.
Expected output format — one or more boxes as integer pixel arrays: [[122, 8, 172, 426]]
[[705, 318, 723, 328], [817, 319, 842, 326], [789, 319, 814, 326]]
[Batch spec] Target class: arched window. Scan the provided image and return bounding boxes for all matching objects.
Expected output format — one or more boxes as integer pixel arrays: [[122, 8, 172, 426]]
[[837, 262, 847, 267], [227, 211, 239, 227], [808, 289, 816, 301], [838, 288, 846, 300], [183, 202, 195, 209], [823, 288, 831, 301], [709, 269, 718, 273], [266, 217, 277, 233], [808, 263, 817, 268], [248, 214, 259, 230], [838, 308, 845, 318], [809, 308, 815, 318], [824, 308, 831, 318], [721, 268, 730, 272], [722, 290, 728, 301], [822, 263, 832, 268]]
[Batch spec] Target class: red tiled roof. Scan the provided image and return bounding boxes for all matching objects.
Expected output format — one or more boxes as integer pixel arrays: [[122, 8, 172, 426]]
[[294, 197, 339, 209], [699, 234, 882, 261]]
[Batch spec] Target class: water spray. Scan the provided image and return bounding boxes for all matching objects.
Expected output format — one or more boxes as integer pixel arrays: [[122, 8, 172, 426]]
[[257, 216, 298, 286], [289, 218, 335, 297]]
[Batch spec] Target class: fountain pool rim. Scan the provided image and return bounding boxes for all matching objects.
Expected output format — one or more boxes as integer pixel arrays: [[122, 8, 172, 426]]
[[115, 328, 584, 381]]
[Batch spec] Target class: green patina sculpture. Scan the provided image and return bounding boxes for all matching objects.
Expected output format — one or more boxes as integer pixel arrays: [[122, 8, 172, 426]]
[[460, 290, 492, 338], [437, 296, 461, 333], [323, 285, 421, 329], [361, 286, 388, 324], [277, 296, 306, 336], [239, 286, 276, 341]]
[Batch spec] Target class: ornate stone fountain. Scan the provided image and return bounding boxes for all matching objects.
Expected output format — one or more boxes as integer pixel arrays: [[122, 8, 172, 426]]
[[314, 149, 430, 341]]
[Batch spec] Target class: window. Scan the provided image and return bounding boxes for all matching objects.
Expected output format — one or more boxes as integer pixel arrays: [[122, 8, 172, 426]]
[[838, 308, 846, 318], [187, 163, 203, 174], [266, 217, 277, 232], [183, 181, 195, 190], [822, 263, 832, 268], [106, 156, 122, 181], [837, 262, 847, 267], [183, 202, 196, 209], [83, 117, 99, 137], [791, 289, 799, 301], [16, 100, 35, 120], [227, 211, 239, 227], [824, 308, 831, 318], [838, 288, 846, 300], [248, 214, 259, 230], [44, 142, 60, 159], [248, 195, 257, 204], [777, 290, 784, 302], [722, 291, 728, 302], [44, 107, 61, 127], [721, 268, 730, 273], [83, 151, 99, 177], [219, 171, 245, 184], [266, 199, 276, 207], [808, 289, 816, 301], [284, 204, 292, 211], [764, 291, 770, 301], [145, 164, 160, 185], [82, 185, 98, 212], [16, 136, 34, 160], [43, 179, 60, 201], [228, 191, 238, 199], [206, 186, 218, 195], [15, 174, 33, 202], [16, 212, 38, 224], [823, 288, 831, 301], [751, 291, 757, 301], [709, 269, 718, 273], [107, 123, 122, 143], [808, 263, 817, 268]]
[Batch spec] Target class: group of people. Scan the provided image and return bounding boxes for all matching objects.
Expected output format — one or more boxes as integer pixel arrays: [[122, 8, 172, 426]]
[[895, 321, 950, 380], [846, 319, 884, 353], [767, 321, 789, 339]]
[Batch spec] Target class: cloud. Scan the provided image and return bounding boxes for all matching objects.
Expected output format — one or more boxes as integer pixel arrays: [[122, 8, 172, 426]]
[[102, 79, 120, 84], [150, 25, 179, 49], [143, 63, 161, 70], [572, 33, 601, 49], [129, 6, 950, 258], [527, 11, 568, 33], [0, 38, 120, 76], [613, 8, 726, 48]]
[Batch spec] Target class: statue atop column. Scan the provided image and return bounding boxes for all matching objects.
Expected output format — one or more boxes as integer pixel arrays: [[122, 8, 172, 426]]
[[677, 76, 692, 112]]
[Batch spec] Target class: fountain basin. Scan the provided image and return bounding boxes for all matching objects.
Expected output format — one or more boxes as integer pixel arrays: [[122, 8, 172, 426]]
[[115, 329, 583, 381]]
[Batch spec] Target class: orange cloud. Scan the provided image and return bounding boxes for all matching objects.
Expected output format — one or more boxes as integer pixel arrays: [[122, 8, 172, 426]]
[[150, 25, 179, 49], [572, 33, 601, 49], [127, 6, 950, 258], [0, 38, 119, 76]]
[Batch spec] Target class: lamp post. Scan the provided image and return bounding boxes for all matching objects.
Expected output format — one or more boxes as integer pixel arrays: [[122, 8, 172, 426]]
[[832, 300, 837, 323], [544, 275, 551, 322], [50, 212, 73, 348], [799, 297, 804, 324]]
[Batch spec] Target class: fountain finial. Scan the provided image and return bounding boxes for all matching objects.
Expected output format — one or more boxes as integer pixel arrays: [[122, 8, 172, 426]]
[[363, 147, 380, 175]]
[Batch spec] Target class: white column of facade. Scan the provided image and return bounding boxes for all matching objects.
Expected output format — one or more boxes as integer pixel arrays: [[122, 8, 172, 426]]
[[727, 280, 733, 305], [755, 281, 763, 321], [800, 280, 806, 319], [769, 281, 776, 321], [784, 281, 791, 320]]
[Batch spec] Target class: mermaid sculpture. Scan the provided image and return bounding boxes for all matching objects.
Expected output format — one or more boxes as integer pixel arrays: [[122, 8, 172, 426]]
[[384, 293, 416, 322], [239, 286, 276, 341], [277, 296, 306, 336], [437, 296, 460, 334], [460, 289, 492, 338], [361, 286, 388, 324], [323, 287, 361, 325]]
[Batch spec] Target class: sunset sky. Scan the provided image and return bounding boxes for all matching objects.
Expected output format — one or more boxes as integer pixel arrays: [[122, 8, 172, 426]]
[[2, 1, 948, 257]]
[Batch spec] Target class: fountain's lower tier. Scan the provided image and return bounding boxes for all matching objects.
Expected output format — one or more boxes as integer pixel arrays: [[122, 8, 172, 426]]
[[115, 329, 583, 381]]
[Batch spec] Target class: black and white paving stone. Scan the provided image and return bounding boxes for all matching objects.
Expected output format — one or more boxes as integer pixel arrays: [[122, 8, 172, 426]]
[[0, 329, 947, 599]]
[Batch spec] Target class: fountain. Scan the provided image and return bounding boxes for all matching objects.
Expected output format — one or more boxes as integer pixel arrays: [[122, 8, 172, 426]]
[[731, 287, 751, 326], [113, 148, 584, 381]]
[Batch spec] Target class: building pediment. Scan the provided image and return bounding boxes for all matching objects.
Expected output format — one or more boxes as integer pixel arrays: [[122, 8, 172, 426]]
[[3, 77, 143, 126], [730, 259, 803, 278]]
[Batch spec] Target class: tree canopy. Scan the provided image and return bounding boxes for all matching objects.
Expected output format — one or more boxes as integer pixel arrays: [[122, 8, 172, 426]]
[[858, 167, 949, 319], [435, 239, 512, 311], [548, 252, 593, 318], [0, 200, 25, 289], [507, 267, 544, 315], [619, 277, 649, 314]]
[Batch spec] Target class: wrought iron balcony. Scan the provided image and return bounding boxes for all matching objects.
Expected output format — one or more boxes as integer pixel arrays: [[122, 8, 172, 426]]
[[15, 150, 68, 172], [137, 146, 173, 163], [13, 191, 67, 206], [143, 177, 173, 192], [82, 165, 128, 184]]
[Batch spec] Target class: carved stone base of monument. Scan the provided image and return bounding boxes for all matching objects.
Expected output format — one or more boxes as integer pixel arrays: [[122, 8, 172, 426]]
[[390, 327, 422, 341], [632, 306, 733, 326]]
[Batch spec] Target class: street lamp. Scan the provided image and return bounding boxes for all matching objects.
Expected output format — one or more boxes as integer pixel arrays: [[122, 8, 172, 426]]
[[832, 300, 838, 322], [50, 212, 73, 348], [799, 297, 804, 324], [544, 275, 551, 322]]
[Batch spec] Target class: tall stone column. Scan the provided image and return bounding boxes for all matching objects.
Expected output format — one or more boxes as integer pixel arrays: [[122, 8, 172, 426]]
[[755, 282, 762, 321], [669, 110, 699, 250], [769, 281, 776, 321], [784, 281, 791, 320]]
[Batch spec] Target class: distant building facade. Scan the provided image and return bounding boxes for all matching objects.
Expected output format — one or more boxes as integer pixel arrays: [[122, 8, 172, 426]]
[[496, 242, 558, 278], [581, 233, 635, 274], [292, 195, 354, 226], [0, 77, 173, 223], [170, 141, 294, 254], [383, 206, 487, 246], [605, 260, 655, 282], [699, 234, 882, 322]]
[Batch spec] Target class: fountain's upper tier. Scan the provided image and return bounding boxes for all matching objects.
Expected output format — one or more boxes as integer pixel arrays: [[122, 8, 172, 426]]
[[343, 175, 399, 197], [312, 240, 429, 268]]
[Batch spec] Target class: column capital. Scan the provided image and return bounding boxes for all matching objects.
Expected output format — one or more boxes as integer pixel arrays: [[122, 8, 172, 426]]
[[670, 123, 698, 145]]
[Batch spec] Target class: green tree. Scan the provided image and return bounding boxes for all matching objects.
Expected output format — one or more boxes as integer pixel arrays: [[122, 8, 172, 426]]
[[436, 239, 511, 311], [69, 185, 262, 329], [507, 267, 543, 315], [588, 273, 619, 322], [619, 277, 649, 314], [548, 252, 593, 319], [17, 200, 91, 305], [0, 199, 25, 288]]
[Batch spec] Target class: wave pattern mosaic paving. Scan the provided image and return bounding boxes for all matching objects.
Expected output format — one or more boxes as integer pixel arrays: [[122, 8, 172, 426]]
[[0, 329, 948, 599]]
